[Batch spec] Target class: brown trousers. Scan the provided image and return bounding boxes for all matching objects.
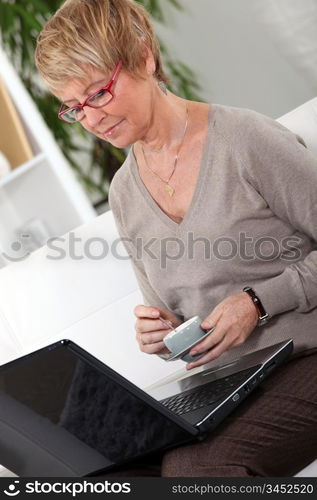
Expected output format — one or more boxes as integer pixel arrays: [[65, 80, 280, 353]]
[[101, 351, 317, 477]]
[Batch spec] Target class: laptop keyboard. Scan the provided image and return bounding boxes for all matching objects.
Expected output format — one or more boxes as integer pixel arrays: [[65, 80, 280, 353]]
[[160, 367, 256, 415]]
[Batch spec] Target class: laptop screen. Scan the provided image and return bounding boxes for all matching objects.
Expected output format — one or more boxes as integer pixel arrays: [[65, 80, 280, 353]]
[[0, 342, 193, 476]]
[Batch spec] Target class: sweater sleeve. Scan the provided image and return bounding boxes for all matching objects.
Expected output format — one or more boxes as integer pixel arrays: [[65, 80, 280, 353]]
[[237, 111, 317, 317]]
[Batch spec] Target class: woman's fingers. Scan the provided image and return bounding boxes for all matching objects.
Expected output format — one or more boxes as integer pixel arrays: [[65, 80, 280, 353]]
[[133, 304, 180, 355], [141, 341, 169, 355], [136, 332, 170, 355], [200, 306, 223, 331], [185, 292, 260, 369], [186, 334, 233, 370], [134, 304, 160, 319], [136, 328, 171, 346], [134, 304, 181, 327], [135, 317, 171, 333], [189, 320, 229, 356]]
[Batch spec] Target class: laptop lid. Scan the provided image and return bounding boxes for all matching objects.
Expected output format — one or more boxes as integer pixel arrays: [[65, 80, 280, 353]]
[[0, 340, 198, 477]]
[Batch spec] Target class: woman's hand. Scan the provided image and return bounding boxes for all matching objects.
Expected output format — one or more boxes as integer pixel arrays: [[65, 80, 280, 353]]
[[186, 292, 259, 370], [134, 305, 182, 355]]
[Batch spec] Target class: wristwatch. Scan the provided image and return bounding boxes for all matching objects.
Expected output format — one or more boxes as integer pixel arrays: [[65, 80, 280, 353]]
[[243, 286, 269, 326]]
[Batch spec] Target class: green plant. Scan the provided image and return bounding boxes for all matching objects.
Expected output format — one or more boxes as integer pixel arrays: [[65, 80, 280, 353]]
[[0, 0, 202, 208]]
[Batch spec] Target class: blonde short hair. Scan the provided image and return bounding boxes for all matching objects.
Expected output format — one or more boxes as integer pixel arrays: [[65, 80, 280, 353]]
[[35, 0, 168, 93]]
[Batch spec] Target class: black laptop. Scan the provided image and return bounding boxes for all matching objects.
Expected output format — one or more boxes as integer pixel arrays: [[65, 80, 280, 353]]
[[0, 338, 293, 477]]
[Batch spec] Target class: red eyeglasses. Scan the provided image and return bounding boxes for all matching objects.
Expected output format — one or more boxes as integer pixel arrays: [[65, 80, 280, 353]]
[[58, 60, 123, 123]]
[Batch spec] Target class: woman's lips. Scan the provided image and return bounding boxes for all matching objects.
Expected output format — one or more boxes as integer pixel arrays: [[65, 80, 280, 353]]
[[103, 119, 125, 137]]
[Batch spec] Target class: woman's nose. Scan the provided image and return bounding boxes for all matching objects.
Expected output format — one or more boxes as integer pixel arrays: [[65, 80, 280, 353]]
[[82, 105, 106, 128]]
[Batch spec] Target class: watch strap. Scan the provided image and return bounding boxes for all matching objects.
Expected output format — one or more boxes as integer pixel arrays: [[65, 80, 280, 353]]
[[243, 286, 269, 326]]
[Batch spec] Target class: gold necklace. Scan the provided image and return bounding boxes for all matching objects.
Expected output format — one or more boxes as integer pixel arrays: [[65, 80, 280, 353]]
[[141, 103, 189, 197]]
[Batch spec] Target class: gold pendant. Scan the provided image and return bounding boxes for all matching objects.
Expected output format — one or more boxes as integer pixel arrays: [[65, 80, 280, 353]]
[[165, 184, 174, 196]]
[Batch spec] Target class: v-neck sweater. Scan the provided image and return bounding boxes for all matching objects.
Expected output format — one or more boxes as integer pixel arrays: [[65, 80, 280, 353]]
[[109, 104, 317, 363]]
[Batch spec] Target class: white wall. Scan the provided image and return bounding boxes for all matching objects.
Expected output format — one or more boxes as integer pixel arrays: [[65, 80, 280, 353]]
[[156, 0, 317, 118]]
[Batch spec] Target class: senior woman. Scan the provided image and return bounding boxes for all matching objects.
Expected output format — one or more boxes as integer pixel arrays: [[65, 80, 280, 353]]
[[35, 0, 317, 477]]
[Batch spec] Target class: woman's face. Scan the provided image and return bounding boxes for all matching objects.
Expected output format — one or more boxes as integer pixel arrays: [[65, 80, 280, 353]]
[[58, 62, 156, 148]]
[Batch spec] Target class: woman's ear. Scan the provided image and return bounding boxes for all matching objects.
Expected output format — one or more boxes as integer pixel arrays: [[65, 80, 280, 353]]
[[141, 42, 156, 77]]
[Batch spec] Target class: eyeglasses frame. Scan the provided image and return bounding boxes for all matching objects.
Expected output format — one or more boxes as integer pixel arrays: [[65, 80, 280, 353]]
[[58, 60, 123, 123]]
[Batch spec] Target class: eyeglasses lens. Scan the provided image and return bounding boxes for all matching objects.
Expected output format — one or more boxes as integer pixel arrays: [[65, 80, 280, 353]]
[[62, 90, 112, 123], [87, 89, 112, 107]]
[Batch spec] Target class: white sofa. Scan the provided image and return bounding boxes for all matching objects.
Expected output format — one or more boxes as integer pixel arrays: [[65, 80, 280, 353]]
[[0, 98, 317, 477]]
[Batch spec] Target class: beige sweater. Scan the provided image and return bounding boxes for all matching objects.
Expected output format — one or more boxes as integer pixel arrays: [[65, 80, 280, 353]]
[[109, 104, 317, 364]]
